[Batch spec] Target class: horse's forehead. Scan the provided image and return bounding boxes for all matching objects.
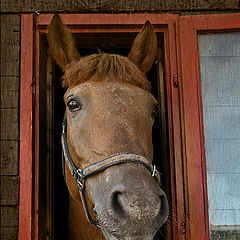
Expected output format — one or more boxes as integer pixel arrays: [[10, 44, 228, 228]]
[[65, 81, 154, 103]]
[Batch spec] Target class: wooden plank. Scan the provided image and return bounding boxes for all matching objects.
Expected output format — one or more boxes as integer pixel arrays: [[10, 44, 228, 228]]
[[37, 13, 177, 27], [179, 16, 209, 239], [0, 15, 20, 76], [157, 50, 172, 240], [0, 45, 20, 76], [46, 56, 54, 240], [0, 0, 239, 12], [19, 14, 34, 240], [168, 19, 188, 240], [0, 15, 20, 33], [1, 90, 19, 109], [0, 15, 20, 43], [0, 206, 19, 227], [191, 13, 240, 30], [0, 227, 18, 240], [0, 77, 19, 91], [0, 109, 19, 140], [0, 176, 19, 205], [33, 24, 40, 240], [193, 0, 239, 9], [0, 141, 18, 175]]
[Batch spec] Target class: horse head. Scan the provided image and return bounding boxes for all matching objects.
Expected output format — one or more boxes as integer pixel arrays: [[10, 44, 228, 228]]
[[47, 14, 168, 240]]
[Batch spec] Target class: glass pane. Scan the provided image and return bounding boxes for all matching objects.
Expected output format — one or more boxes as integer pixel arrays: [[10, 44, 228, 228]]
[[198, 32, 240, 239]]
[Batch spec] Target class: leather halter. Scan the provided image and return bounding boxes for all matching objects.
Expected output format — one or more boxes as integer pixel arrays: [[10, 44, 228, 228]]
[[61, 112, 161, 228]]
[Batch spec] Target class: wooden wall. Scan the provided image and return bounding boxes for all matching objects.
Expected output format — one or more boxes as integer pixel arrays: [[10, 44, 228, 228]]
[[0, 0, 239, 12], [0, 0, 240, 239], [0, 14, 20, 240]]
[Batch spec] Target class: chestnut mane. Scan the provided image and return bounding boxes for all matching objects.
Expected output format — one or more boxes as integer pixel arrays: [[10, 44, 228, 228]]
[[62, 53, 151, 92]]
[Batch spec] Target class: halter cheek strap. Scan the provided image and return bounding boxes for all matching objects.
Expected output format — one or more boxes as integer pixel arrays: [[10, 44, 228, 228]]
[[61, 112, 161, 228]]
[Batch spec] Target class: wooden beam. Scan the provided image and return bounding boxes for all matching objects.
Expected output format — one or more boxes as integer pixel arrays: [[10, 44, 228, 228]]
[[19, 14, 34, 240], [1, 0, 239, 13], [0, 176, 19, 205]]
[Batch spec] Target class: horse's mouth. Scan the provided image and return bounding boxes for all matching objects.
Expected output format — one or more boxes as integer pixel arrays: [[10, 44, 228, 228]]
[[101, 231, 118, 240], [94, 207, 157, 240], [102, 231, 154, 240], [100, 222, 156, 240]]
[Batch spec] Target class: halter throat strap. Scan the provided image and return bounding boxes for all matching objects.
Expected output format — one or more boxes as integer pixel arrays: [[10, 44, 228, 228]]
[[61, 112, 161, 228]]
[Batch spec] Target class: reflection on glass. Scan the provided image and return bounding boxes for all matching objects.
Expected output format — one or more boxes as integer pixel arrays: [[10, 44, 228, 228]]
[[198, 33, 240, 239]]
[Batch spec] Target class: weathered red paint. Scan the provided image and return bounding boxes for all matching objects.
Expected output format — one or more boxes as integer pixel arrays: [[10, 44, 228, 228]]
[[19, 14, 34, 240], [187, 13, 240, 30], [33, 24, 40, 240], [37, 13, 177, 26], [178, 13, 240, 240], [168, 19, 189, 240], [178, 17, 208, 240]]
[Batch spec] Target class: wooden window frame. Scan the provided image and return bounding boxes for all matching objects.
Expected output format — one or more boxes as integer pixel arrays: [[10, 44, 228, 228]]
[[20, 13, 182, 240], [20, 13, 240, 240], [178, 13, 240, 240]]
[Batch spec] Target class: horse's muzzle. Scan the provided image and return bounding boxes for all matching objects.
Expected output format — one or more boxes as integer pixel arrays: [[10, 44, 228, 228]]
[[89, 163, 169, 240]]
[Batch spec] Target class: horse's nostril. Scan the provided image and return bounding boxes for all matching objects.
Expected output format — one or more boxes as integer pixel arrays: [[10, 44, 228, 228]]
[[111, 191, 126, 219]]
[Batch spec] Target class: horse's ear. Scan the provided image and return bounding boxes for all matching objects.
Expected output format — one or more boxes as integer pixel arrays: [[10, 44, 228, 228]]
[[47, 14, 80, 70], [128, 21, 157, 74]]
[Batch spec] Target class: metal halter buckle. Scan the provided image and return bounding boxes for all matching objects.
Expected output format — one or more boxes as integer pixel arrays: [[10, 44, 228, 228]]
[[76, 169, 84, 191], [152, 165, 156, 177]]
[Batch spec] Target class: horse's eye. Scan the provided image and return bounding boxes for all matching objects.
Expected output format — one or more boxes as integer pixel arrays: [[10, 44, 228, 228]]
[[67, 99, 81, 112], [152, 104, 159, 119]]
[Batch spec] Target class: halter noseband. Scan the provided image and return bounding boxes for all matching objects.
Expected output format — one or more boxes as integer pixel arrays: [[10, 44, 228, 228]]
[[61, 112, 161, 228]]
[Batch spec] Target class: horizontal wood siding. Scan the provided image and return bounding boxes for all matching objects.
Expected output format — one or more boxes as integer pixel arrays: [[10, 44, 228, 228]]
[[0, 141, 18, 175], [0, 14, 20, 240], [0, 176, 19, 205], [1, 0, 239, 12]]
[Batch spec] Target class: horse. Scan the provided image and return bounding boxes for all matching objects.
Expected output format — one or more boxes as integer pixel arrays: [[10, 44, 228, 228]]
[[47, 14, 168, 240]]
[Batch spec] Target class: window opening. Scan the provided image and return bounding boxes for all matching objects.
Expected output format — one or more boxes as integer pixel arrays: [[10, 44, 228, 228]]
[[38, 31, 170, 239]]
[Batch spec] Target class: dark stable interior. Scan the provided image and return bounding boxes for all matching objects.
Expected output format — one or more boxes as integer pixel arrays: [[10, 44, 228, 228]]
[[39, 32, 170, 240]]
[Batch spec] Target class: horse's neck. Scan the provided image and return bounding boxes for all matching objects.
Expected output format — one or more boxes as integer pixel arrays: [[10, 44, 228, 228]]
[[68, 196, 104, 240]]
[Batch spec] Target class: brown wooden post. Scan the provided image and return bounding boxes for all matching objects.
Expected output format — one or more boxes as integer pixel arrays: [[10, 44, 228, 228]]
[[19, 14, 34, 240]]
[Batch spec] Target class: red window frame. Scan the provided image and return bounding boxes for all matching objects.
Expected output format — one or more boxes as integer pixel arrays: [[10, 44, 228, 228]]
[[178, 13, 240, 240], [19, 12, 240, 240]]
